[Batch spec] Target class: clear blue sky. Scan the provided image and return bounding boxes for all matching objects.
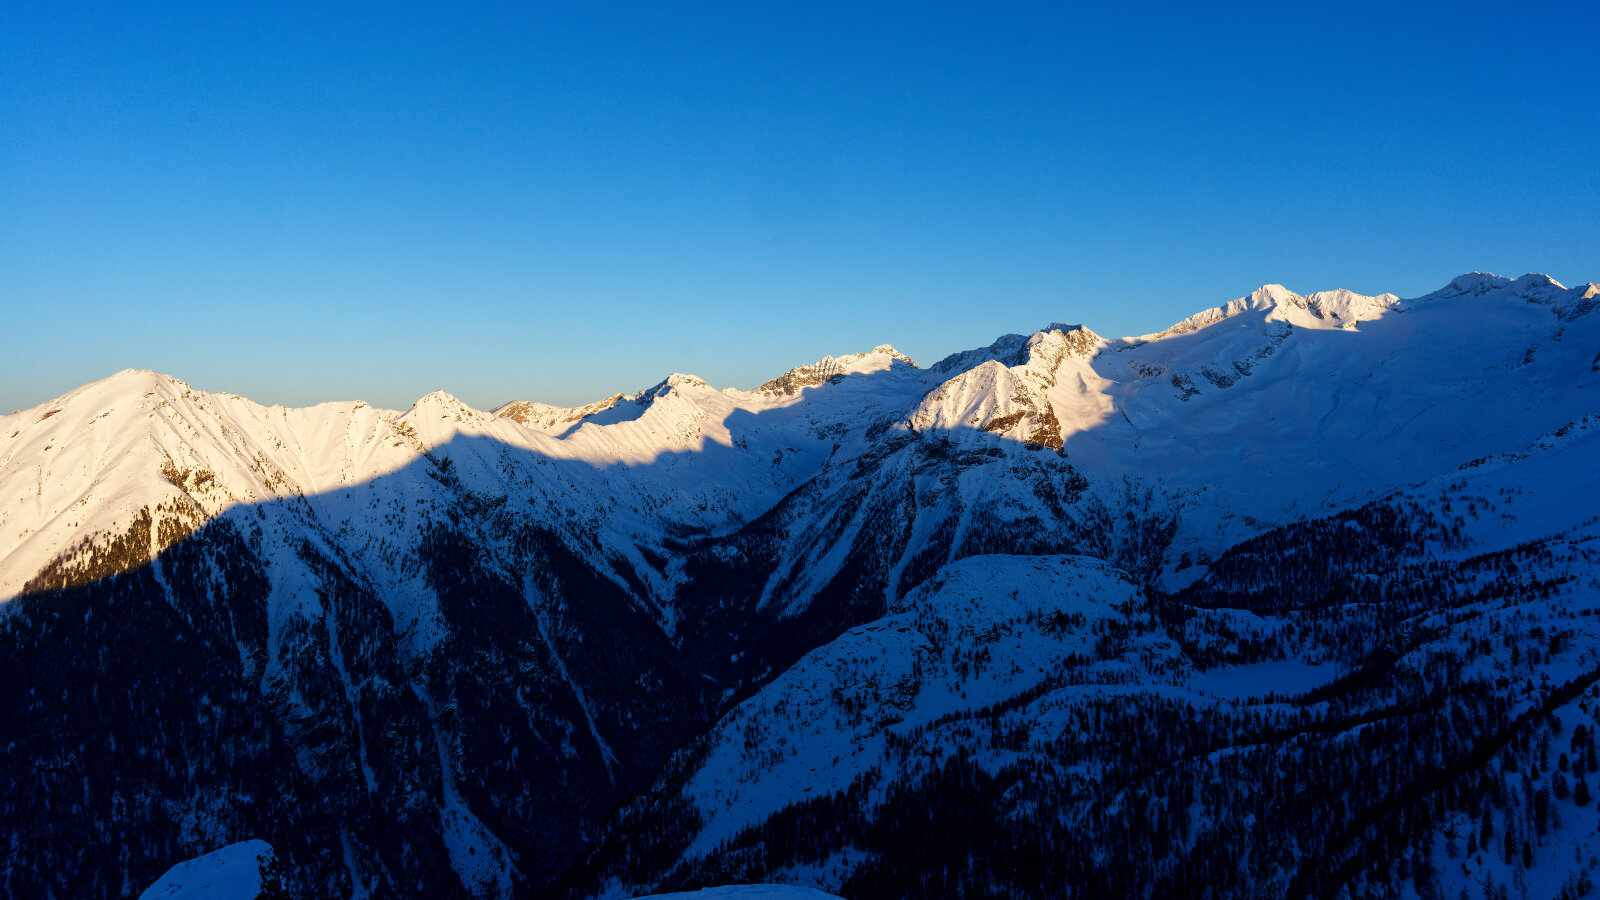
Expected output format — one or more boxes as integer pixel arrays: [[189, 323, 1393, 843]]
[[4, 1, 1597, 412]]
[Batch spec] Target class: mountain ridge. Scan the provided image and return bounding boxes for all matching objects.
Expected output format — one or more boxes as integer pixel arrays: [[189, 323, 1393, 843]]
[[8, 270, 1600, 604], [3, 271, 1581, 425], [4, 270, 1599, 898]]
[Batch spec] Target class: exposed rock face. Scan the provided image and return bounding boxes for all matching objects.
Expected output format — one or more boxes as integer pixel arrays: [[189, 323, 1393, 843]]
[[493, 394, 627, 431], [907, 361, 1063, 449]]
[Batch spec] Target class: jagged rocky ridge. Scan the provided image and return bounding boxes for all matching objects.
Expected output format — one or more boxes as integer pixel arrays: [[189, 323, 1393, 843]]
[[3, 272, 1600, 899]]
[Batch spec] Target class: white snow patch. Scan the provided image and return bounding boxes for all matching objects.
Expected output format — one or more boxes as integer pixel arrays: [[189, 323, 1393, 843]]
[[138, 839, 272, 900], [634, 886, 845, 899]]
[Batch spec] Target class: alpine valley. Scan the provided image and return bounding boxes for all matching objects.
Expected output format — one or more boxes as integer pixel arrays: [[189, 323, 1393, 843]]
[[6, 272, 1600, 900]]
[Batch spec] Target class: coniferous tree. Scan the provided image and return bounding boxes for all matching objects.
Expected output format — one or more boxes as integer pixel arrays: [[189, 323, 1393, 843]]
[[256, 851, 289, 900]]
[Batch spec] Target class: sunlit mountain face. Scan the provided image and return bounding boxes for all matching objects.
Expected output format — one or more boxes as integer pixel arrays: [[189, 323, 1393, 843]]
[[6, 272, 1600, 900]]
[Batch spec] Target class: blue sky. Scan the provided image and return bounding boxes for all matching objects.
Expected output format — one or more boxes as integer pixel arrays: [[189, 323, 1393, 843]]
[[4, 1, 1597, 412]]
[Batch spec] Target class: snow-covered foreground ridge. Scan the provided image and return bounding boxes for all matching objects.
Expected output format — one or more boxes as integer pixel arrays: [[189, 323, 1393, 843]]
[[5, 270, 1600, 900], [138, 840, 274, 900]]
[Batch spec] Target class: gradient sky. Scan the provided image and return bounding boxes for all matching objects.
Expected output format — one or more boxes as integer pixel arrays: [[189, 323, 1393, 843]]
[[4, 1, 1598, 413]]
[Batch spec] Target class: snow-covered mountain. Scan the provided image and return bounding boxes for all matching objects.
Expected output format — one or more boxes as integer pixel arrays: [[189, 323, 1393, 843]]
[[2, 272, 1598, 899]]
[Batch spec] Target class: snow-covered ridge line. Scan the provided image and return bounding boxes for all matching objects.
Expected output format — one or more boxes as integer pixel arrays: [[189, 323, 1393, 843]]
[[1131, 283, 1402, 344], [1123, 271, 1600, 347], [753, 345, 916, 396], [0, 272, 1571, 425], [4, 269, 1596, 606]]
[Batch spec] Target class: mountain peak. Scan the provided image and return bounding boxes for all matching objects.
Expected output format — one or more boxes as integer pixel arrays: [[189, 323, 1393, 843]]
[[1250, 284, 1299, 304], [413, 389, 466, 406], [1141, 282, 1408, 342], [28, 368, 199, 418], [1146, 287, 1295, 340], [1515, 272, 1566, 290], [635, 373, 713, 405], [1425, 271, 1572, 305], [665, 373, 710, 389], [868, 344, 918, 368], [1437, 272, 1513, 297], [1026, 323, 1102, 367], [403, 390, 484, 424], [1433, 271, 1567, 295], [107, 367, 169, 381], [98, 368, 191, 395], [494, 394, 627, 431], [754, 345, 916, 396]]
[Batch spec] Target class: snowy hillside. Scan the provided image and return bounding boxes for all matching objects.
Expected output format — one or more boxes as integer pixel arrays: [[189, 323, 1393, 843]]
[[139, 841, 275, 900], [2, 272, 1598, 899], [582, 430, 1600, 898]]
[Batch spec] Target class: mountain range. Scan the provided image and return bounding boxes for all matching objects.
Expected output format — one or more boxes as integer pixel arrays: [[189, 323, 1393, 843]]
[[4, 271, 1600, 899]]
